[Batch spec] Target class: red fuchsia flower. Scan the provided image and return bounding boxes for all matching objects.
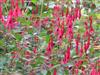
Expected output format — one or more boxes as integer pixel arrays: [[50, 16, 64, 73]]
[[75, 68, 78, 75], [76, 0, 80, 4], [84, 36, 90, 52], [89, 16, 93, 27], [77, 8, 81, 19], [83, 22, 90, 37], [33, 20, 40, 28], [25, 51, 31, 59], [84, 22, 88, 30], [33, 47, 37, 54], [11, 0, 15, 7], [3, 0, 6, 3], [89, 16, 94, 34], [61, 46, 71, 64], [74, 7, 81, 20], [41, 17, 49, 25], [54, 17, 60, 35], [11, 51, 18, 59], [90, 67, 98, 75], [75, 60, 83, 68], [20, 0, 24, 6], [54, 26, 59, 35], [53, 5, 61, 17], [75, 34, 80, 55], [53, 68, 57, 75], [79, 45, 83, 57], [0, 6, 3, 16], [0, 0, 3, 3], [5, 9, 13, 30], [13, 1, 22, 18], [45, 37, 54, 55], [0, 6, 3, 20], [57, 24, 64, 45], [66, 17, 73, 42], [82, 69, 86, 75]]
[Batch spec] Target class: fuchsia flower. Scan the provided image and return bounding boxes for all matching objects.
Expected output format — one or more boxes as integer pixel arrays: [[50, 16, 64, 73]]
[[11, 0, 15, 7], [25, 51, 31, 59], [83, 22, 90, 37], [5, 9, 13, 30], [3, 0, 6, 3], [57, 24, 64, 45], [74, 7, 81, 20], [54, 5, 60, 12], [45, 37, 54, 55], [89, 16, 94, 34], [84, 36, 90, 52], [76, 0, 80, 4], [75, 68, 79, 75], [75, 60, 83, 68], [90, 67, 98, 75], [53, 69, 57, 75], [62, 46, 71, 64], [13, 1, 22, 18], [41, 17, 49, 25], [33, 20, 40, 28], [11, 51, 18, 59], [33, 47, 37, 54], [0, 5, 3, 19], [66, 15, 73, 42], [84, 22, 88, 30], [75, 34, 80, 55], [21, 0, 24, 6], [79, 45, 83, 57], [53, 5, 61, 17]]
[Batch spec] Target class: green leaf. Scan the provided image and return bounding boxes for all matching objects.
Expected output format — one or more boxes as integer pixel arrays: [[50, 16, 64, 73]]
[[64, 70, 69, 75], [0, 39, 5, 46], [14, 34, 22, 41], [45, 35, 50, 43], [31, 0, 37, 4]]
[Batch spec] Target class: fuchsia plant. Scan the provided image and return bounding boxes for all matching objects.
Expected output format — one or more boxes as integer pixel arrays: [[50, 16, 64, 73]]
[[0, 0, 99, 75]]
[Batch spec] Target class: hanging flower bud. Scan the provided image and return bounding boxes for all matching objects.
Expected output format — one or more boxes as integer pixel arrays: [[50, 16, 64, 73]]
[[53, 68, 57, 75], [75, 60, 83, 68], [75, 34, 80, 55], [89, 16, 94, 34], [3, 0, 6, 3], [90, 67, 98, 75], [75, 68, 78, 75], [33, 47, 37, 54], [25, 51, 31, 59], [84, 36, 90, 52], [76, 0, 80, 4], [79, 45, 83, 57], [21, 0, 24, 6], [13, 2, 22, 18], [62, 46, 71, 64], [45, 36, 54, 55], [0, 6, 2, 19], [53, 5, 61, 17], [11, 0, 15, 7]]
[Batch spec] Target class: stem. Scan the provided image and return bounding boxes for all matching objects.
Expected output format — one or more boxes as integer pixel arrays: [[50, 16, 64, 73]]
[[40, 0, 44, 17]]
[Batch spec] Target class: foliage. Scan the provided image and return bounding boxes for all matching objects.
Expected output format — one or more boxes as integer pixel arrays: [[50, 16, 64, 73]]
[[0, 0, 100, 75]]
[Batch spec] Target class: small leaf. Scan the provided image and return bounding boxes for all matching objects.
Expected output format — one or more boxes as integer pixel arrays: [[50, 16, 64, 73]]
[[31, 0, 37, 4]]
